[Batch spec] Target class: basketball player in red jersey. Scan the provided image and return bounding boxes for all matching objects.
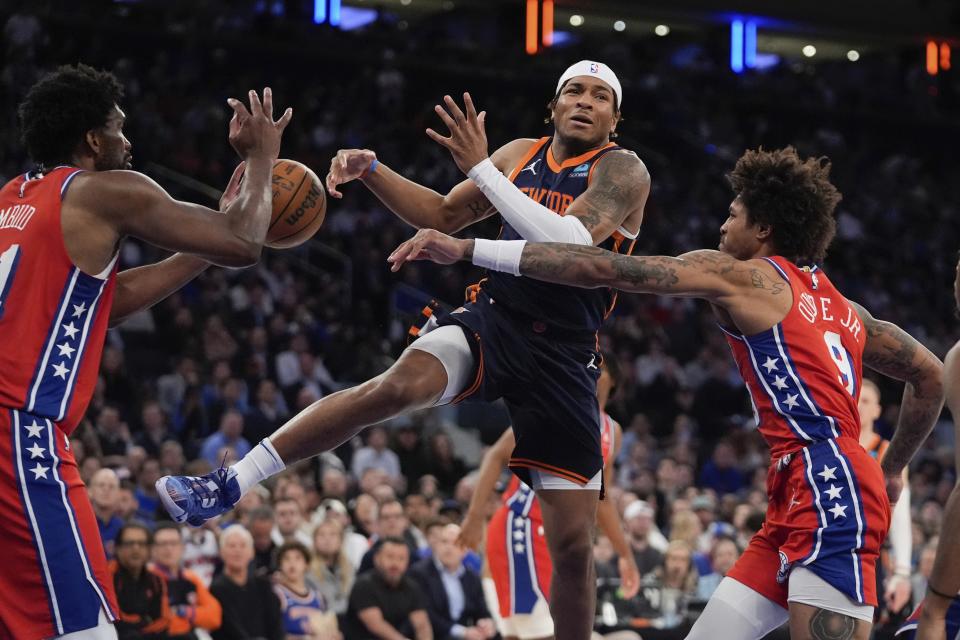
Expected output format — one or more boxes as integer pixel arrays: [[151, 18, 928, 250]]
[[388, 146, 945, 640], [459, 356, 640, 640], [0, 64, 291, 639], [159, 60, 649, 640]]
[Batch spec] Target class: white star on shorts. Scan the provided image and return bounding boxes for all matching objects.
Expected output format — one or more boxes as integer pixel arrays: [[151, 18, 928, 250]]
[[31, 463, 50, 480], [828, 503, 848, 519], [824, 484, 843, 501]]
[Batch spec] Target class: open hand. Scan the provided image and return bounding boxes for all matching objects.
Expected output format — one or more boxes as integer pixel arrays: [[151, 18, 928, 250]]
[[227, 88, 293, 161], [326, 148, 377, 198], [426, 92, 489, 175], [387, 228, 470, 272]]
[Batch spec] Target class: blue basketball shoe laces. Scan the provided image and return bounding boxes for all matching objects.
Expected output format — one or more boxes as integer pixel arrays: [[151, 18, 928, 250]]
[[156, 462, 241, 527]]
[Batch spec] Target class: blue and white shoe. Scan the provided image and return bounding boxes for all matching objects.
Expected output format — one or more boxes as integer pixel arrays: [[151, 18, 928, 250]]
[[156, 466, 241, 526]]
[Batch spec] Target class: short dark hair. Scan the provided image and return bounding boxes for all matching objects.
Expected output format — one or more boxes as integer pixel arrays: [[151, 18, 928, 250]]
[[377, 536, 409, 554], [726, 147, 841, 264], [18, 64, 124, 169], [117, 522, 152, 546], [276, 540, 311, 565]]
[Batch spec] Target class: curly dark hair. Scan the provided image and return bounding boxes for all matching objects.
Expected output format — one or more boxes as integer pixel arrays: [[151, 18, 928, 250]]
[[727, 147, 842, 264], [18, 64, 124, 169]]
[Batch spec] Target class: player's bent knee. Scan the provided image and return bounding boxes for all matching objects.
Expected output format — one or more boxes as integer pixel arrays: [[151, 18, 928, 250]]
[[405, 324, 475, 404], [789, 604, 868, 640], [370, 350, 450, 410]]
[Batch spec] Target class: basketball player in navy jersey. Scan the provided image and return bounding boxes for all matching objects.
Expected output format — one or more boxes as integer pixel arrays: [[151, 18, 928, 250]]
[[387, 147, 945, 640], [159, 60, 649, 640]]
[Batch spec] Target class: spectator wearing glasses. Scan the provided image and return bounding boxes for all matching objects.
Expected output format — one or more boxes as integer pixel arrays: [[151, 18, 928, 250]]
[[111, 522, 171, 639], [151, 522, 222, 639]]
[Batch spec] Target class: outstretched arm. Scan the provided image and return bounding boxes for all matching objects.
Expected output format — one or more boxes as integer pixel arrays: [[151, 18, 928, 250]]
[[326, 138, 534, 234], [387, 231, 776, 303], [110, 254, 208, 326], [851, 302, 944, 484], [109, 162, 249, 325]]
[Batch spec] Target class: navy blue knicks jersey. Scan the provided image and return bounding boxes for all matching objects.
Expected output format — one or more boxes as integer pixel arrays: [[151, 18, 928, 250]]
[[481, 136, 638, 333]]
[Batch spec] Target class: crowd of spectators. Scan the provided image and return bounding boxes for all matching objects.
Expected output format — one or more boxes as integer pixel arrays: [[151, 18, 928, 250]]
[[2, 2, 959, 638]]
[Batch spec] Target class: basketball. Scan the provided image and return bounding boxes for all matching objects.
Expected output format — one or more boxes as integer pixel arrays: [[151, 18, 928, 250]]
[[267, 159, 326, 249]]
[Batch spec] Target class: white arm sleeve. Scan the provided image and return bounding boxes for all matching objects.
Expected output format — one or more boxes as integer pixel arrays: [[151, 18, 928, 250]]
[[467, 158, 593, 245], [889, 484, 912, 574]]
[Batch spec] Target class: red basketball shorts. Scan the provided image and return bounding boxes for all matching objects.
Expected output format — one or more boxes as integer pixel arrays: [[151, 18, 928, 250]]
[[0, 409, 118, 638], [486, 505, 552, 618], [727, 436, 891, 608]]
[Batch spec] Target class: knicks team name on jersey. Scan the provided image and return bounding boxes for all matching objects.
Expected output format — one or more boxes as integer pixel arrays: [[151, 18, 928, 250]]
[[518, 186, 574, 215], [0, 204, 37, 231], [797, 292, 862, 340]]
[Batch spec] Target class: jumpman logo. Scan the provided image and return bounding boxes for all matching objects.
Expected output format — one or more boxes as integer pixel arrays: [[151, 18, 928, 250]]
[[788, 487, 801, 510], [521, 159, 541, 176], [587, 355, 598, 370]]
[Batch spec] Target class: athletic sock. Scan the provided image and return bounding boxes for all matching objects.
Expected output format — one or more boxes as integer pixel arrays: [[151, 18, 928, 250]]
[[231, 438, 286, 495]]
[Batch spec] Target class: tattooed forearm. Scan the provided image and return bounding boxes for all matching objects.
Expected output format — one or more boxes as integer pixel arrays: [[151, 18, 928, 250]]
[[515, 244, 733, 297], [851, 302, 946, 475], [809, 608, 856, 640], [883, 383, 944, 475]]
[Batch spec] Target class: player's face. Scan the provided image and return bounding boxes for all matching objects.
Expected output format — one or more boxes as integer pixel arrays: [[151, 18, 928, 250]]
[[93, 105, 133, 171], [718, 198, 762, 259], [552, 77, 618, 147]]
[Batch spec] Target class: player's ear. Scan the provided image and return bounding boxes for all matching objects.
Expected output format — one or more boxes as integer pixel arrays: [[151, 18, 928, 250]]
[[755, 224, 773, 241], [83, 129, 101, 156]]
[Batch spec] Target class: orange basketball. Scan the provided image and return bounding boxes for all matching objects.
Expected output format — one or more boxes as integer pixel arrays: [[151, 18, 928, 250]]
[[267, 159, 326, 249]]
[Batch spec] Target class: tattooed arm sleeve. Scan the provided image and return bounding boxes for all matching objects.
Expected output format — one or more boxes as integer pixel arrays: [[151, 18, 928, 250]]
[[851, 301, 945, 476], [513, 243, 782, 301]]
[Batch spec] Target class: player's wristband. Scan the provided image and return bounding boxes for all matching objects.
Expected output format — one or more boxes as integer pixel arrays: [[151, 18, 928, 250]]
[[360, 159, 379, 179], [472, 239, 526, 276]]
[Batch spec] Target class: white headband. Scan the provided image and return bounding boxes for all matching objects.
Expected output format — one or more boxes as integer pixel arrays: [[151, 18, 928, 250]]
[[555, 60, 622, 109]]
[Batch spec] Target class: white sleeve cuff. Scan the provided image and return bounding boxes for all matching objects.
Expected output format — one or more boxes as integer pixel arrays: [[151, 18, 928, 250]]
[[472, 239, 526, 276], [468, 158, 593, 245], [889, 485, 912, 572]]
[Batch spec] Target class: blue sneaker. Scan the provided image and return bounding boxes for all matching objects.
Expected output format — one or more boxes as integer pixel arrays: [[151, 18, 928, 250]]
[[156, 466, 241, 526]]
